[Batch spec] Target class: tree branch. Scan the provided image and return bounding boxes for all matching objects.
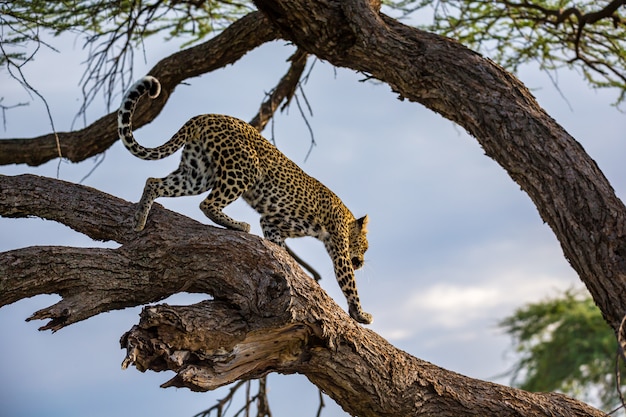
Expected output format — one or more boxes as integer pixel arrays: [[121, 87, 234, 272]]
[[500, 0, 625, 27], [0, 173, 606, 416], [248, 48, 308, 131], [0, 11, 278, 167], [428, 0, 626, 103]]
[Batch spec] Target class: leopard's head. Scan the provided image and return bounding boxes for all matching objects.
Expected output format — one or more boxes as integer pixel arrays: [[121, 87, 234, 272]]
[[349, 215, 369, 270]]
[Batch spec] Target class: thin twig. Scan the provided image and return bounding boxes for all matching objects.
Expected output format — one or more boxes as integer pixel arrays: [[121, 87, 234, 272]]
[[193, 380, 247, 417], [293, 88, 316, 162], [0, 38, 63, 171], [79, 152, 107, 184], [0, 100, 28, 131], [315, 388, 326, 417]]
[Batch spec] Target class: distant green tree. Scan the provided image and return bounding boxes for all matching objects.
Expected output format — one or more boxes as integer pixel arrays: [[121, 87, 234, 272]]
[[500, 289, 625, 410]]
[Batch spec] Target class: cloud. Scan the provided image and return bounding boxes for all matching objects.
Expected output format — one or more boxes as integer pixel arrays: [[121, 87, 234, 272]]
[[371, 233, 581, 346], [403, 271, 572, 330]]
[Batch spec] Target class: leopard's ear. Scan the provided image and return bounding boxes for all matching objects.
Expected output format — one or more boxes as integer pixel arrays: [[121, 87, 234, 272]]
[[356, 215, 369, 233]]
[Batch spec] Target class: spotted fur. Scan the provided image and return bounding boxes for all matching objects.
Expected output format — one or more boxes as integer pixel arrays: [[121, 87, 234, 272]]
[[118, 76, 372, 324]]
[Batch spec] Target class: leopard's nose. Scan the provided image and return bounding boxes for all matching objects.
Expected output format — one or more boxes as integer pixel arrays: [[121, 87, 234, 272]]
[[352, 257, 363, 269]]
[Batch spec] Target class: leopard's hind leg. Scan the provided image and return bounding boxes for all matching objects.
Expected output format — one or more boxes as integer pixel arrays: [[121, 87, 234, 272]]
[[134, 165, 205, 231]]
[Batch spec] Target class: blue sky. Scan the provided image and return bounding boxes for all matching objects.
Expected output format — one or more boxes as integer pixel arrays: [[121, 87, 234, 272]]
[[1, 21, 625, 416]]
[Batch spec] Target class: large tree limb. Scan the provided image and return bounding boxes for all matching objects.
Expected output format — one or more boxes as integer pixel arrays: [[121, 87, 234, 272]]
[[0, 174, 286, 330], [0, 174, 605, 416], [0, 12, 278, 167], [251, 0, 626, 332], [121, 301, 605, 416]]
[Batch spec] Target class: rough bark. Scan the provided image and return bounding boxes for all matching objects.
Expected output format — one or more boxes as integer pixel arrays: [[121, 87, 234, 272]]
[[0, 174, 605, 416]]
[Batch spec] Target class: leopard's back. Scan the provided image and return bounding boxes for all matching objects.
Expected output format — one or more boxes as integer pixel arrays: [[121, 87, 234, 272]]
[[243, 137, 330, 228]]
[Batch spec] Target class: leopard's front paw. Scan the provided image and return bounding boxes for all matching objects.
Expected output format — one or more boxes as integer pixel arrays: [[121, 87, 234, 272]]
[[349, 305, 373, 325]]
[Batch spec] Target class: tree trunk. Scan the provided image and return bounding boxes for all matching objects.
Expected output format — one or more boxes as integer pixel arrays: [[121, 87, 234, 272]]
[[0, 174, 606, 416]]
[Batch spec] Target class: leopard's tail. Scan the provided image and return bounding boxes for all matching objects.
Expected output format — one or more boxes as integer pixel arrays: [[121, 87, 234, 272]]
[[117, 76, 184, 160]]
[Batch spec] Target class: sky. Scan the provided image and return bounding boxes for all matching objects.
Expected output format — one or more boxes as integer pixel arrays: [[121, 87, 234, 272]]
[[1, 11, 626, 417]]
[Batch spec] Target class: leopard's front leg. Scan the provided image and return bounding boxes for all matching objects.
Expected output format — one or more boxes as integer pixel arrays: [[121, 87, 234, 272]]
[[325, 238, 373, 324], [340, 264, 373, 325]]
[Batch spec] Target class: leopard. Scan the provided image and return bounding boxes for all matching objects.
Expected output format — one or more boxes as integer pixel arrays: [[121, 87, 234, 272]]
[[117, 75, 372, 324]]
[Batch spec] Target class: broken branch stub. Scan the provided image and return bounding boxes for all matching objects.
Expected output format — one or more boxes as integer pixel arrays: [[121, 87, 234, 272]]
[[121, 300, 313, 391]]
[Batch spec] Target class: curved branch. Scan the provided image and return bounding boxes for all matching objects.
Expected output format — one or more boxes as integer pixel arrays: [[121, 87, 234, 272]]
[[0, 11, 278, 167], [119, 297, 606, 416]]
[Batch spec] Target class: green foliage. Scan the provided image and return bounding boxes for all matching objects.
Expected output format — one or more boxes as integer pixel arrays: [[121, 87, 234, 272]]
[[500, 289, 624, 410], [2, 1, 625, 108], [1, 0, 252, 50], [388, 0, 626, 104]]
